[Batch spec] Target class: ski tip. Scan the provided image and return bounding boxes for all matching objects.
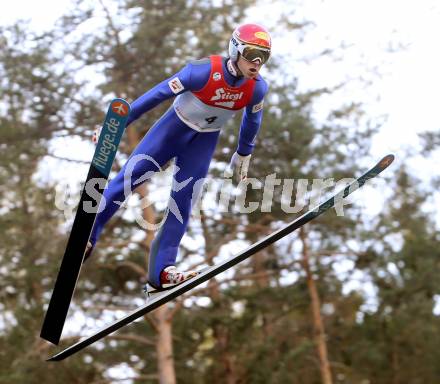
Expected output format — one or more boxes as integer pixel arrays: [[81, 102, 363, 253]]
[[378, 154, 395, 170], [110, 98, 131, 118]]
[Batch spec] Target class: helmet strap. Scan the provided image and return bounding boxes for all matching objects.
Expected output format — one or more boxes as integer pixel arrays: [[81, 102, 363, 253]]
[[227, 57, 241, 77]]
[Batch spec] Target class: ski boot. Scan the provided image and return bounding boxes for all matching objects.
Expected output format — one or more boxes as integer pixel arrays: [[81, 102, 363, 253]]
[[143, 266, 198, 300]]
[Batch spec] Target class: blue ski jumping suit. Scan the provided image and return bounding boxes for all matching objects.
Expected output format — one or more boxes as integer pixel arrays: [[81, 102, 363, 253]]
[[90, 55, 268, 288]]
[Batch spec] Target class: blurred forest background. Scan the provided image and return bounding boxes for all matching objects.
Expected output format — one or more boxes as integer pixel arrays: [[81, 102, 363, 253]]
[[1, 0, 440, 383]]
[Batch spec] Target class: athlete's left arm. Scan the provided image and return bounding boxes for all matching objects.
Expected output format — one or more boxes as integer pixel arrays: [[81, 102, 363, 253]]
[[236, 78, 269, 156]]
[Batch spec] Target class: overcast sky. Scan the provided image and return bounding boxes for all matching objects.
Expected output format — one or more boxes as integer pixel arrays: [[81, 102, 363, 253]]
[[4, 0, 437, 248], [3, 0, 439, 226], [3, 0, 439, 165]]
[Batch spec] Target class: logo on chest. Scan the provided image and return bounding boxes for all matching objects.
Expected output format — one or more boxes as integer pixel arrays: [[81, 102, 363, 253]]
[[210, 88, 244, 108]]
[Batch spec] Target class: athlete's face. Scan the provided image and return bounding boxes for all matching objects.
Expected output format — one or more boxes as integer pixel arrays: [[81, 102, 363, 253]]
[[236, 56, 263, 79]]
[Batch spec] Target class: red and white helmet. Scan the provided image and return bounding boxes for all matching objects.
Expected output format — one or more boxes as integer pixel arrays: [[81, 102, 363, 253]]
[[228, 23, 272, 64]]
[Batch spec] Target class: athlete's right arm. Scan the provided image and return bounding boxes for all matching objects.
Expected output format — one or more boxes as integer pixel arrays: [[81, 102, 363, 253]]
[[126, 60, 210, 126], [126, 68, 189, 126]]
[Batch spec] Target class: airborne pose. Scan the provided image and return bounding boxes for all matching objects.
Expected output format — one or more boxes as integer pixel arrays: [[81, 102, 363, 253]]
[[86, 24, 271, 290]]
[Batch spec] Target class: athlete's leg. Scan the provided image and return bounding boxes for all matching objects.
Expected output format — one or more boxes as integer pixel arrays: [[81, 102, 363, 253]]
[[148, 129, 220, 287]]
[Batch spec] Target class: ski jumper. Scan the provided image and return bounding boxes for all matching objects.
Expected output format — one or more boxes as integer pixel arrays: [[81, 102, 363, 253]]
[[89, 55, 268, 288]]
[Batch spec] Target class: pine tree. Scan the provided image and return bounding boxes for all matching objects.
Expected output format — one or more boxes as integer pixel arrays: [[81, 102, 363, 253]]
[[343, 168, 440, 383]]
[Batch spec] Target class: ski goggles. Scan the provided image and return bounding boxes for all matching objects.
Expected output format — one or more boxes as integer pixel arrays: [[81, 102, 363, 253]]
[[239, 45, 271, 64]]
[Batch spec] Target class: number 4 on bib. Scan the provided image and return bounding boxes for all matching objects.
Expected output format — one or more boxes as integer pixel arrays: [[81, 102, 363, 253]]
[[205, 116, 218, 124]]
